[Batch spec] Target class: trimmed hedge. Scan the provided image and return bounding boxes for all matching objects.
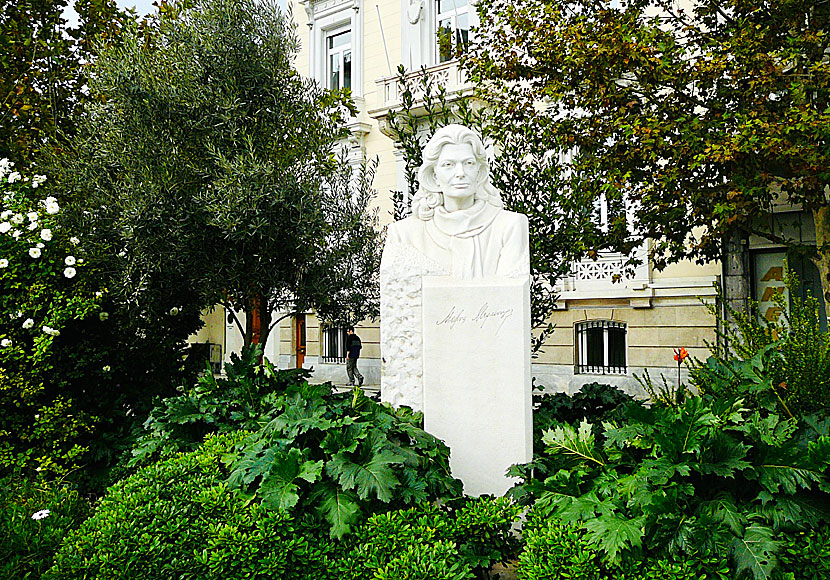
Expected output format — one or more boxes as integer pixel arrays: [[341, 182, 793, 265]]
[[46, 432, 340, 580]]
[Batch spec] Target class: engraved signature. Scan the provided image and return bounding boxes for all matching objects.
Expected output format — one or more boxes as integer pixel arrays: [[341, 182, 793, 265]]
[[435, 303, 514, 334]]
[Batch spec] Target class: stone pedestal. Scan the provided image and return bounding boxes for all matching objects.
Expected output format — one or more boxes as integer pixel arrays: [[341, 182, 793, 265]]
[[422, 276, 532, 496]]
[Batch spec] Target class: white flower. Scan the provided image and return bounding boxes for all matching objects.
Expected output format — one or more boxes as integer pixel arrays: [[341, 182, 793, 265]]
[[7, 171, 21, 183], [27, 221, 38, 231], [31, 509, 50, 520], [1, 338, 11, 347], [102, 365, 111, 372], [0, 210, 10, 219], [12, 230, 20, 239], [65, 255, 76, 266], [22, 318, 34, 329], [69, 236, 79, 245], [36, 242, 43, 249], [33, 174, 46, 186], [169, 307, 180, 316], [0, 259, 8, 268], [63, 267, 76, 279], [27, 211, 38, 222], [28, 247, 41, 259], [40, 229, 52, 241], [77, 258, 83, 264], [99, 312, 109, 321], [42, 326, 60, 337], [11, 213, 23, 225], [0, 222, 8, 234], [42, 197, 59, 214]]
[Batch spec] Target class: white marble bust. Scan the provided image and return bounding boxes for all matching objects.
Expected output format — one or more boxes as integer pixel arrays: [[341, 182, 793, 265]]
[[380, 124, 530, 410], [385, 124, 529, 279]]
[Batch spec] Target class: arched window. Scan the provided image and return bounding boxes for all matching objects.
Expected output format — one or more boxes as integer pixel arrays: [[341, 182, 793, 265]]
[[576, 320, 627, 374]]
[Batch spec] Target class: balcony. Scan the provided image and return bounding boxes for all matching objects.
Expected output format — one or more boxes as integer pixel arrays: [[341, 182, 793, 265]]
[[368, 60, 472, 130]]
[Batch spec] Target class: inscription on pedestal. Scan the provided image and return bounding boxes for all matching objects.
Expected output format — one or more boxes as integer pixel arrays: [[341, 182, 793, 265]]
[[423, 277, 532, 497]]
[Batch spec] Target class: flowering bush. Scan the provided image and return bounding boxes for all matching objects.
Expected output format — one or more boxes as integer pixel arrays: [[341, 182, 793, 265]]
[[0, 159, 101, 477]]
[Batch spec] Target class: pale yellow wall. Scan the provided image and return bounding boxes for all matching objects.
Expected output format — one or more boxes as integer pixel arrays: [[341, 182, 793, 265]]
[[189, 306, 225, 346], [535, 300, 716, 369], [653, 259, 721, 280]]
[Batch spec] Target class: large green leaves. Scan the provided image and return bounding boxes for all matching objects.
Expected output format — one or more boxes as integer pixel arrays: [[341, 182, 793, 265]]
[[326, 448, 403, 502], [512, 393, 830, 579], [220, 379, 462, 539]]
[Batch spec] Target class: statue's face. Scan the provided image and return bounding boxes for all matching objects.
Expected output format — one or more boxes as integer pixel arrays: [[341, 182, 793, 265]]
[[434, 143, 481, 211]]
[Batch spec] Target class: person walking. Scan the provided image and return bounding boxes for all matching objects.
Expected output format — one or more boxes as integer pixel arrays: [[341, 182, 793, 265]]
[[345, 326, 364, 387]]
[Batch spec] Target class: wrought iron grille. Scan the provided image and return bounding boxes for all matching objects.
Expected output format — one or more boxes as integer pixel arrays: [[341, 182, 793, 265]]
[[321, 326, 349, 364], [576, 320, 627, 375]]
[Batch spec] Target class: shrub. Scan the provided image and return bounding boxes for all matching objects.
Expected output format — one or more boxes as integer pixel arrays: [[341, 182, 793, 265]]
[[0, 161, 101, 477], [532, 382, 635, 453], [46, 432, 341, 580], [0, 477, 92, 580], [223, 380, 464, 538], [341, 498, 521, 580], [509, 396, 830, 580], [132, 345, 464, 538], [778, 527, 830, 580], [516, 508, 731, 580], [693, 271, 830, 417], [129, 345, 310, 467]]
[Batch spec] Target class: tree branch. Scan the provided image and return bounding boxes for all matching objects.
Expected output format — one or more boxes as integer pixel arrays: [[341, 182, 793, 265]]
[[221, 301, 245, 340]]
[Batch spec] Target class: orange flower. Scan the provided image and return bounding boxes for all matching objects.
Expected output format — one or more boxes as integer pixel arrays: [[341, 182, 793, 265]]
[[673, 347, 689, 362]]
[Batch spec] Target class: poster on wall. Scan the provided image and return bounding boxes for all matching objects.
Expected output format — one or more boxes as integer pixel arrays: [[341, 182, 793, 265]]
[[753, 251, 789, 324]]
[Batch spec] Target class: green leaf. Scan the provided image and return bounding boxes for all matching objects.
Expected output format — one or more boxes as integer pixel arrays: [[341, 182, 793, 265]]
[[542, 420, 605, 466], [583, 514, 645, 563], [732, 524, 779, 580], [313, 482, 361, 539], [267, 393, 334, 437], [326, 448, 402, 502], [700, 495, 746, 535]]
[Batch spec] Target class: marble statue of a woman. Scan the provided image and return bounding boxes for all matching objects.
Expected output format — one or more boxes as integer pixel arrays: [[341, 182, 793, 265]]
[[380, 124, 530, 410]]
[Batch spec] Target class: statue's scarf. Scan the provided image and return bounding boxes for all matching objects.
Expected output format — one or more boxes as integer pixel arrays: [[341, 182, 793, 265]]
[[427, 200, 501, 279]]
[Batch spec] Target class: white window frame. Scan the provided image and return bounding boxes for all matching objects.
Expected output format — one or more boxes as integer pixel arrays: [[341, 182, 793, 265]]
[[435, 0, 470, 63], [326, 27, 353, 91], [575, 320, 627, 375], [304, 0, 364, 98], [403, 0, 479, 69]]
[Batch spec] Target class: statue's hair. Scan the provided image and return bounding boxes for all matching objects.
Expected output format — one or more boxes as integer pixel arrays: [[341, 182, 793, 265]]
[[411, 124, 503, 220]]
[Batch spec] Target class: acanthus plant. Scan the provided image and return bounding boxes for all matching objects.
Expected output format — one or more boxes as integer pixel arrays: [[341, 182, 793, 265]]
[[509, 395, 830, 580]]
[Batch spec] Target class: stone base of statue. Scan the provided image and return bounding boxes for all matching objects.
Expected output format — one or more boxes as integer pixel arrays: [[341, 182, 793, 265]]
[[421, 276, 532, 497]]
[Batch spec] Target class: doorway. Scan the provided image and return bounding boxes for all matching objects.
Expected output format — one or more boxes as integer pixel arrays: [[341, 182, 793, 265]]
[[294, 314, 306, 368]]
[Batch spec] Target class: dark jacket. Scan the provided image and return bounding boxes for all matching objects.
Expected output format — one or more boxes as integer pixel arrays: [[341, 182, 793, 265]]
[[346, 333, 362, 359]]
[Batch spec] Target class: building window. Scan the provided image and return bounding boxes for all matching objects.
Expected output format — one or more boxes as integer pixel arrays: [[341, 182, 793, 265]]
[[436, 0, 469, 63], [326, 28, 352, 90], [593, 191, 626, 233], [576, 320, 627, 374], [321, 325, 349, 363]]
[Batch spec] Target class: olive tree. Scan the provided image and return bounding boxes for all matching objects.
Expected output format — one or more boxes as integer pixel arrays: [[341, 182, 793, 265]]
[[56, 0, 380, 351]]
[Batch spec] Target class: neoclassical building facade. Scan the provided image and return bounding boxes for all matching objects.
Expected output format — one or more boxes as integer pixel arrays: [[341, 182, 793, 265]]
[[195, 0, 731, 396]]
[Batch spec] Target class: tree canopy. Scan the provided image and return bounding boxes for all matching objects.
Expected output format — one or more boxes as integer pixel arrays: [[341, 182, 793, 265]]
[[0, 0, 133, 163], [465, 0, 830, 305], [54, 0, 380, 350]]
